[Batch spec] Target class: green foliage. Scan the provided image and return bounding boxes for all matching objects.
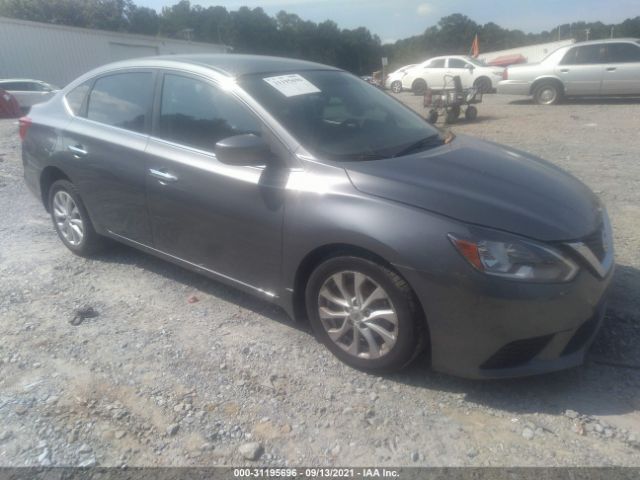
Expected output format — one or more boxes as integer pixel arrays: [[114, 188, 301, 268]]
[[1, 0, 639, 74]]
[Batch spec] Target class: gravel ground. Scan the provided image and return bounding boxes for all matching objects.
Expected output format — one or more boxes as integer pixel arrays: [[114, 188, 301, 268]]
[[0, 94, 639, 467]]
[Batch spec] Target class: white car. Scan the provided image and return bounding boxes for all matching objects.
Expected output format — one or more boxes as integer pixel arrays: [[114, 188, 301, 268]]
[[401, 56, 504, 94], [384, 64, 417, 93], [0, 79, 58, 110]]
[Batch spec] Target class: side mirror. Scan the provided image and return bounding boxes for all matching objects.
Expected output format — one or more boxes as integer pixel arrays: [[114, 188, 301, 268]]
[[215, 134, 270, 167], [466, 64, 475, 72]]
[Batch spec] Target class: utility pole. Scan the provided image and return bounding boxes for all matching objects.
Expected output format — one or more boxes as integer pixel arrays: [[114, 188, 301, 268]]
[[585, 28, 590, 41], [610, 26, 614, 38]]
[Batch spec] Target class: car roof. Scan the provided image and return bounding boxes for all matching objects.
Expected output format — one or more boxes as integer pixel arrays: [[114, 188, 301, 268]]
[[101, 54, 341, 78], [0, 79, 47, 83], [572, 37, 640, 47]]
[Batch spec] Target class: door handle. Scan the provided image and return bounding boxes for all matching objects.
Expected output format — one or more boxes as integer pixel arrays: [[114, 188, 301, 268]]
[[606, 67, 617, 72], [148, 168, 178, 183], [68, 144, 87, 157], [560, 69, 569, 73]]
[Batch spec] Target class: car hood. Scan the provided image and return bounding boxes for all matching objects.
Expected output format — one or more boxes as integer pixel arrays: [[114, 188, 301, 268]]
[[343, 135, 601, 242]]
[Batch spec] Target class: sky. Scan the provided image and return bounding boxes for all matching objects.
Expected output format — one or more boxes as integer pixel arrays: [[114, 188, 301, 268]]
[[136, 0, 640, 44]]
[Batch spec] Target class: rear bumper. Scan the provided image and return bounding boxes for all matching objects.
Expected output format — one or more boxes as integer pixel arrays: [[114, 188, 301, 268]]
[[397, 264, 613, 379], [497, 80, 531, 96]]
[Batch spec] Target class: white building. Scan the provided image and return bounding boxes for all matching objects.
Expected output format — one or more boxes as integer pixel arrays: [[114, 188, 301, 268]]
[[477, 39, 575, 65], [0, 17, 229, 87]]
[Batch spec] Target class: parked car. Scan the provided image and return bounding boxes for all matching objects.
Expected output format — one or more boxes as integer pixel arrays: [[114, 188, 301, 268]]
[[498, 38, 640, 104], [21, 55, 613, 379], [401, 56, 504, 94], [0, 78, 58, 111], [0, 88, 21, 118], [384, 64, 417, 93]]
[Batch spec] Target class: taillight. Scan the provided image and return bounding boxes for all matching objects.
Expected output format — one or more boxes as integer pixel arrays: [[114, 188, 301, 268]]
[[502, 69, 509, 80], [18, 116, 32, 141]]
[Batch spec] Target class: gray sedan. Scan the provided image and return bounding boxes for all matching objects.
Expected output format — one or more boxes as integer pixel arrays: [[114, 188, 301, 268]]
[[21, 55, 613, 378], [498, 38, 640, 104]]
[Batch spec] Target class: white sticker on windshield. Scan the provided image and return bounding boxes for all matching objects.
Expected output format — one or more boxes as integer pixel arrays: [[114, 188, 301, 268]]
[[263, 74, 321, 97]]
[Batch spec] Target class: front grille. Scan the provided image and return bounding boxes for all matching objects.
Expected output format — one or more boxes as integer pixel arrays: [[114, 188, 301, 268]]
[[480, 335, 553, 370]]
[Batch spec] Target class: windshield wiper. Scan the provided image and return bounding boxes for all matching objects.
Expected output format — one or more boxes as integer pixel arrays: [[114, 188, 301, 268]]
[[392, 134, 443, 158]]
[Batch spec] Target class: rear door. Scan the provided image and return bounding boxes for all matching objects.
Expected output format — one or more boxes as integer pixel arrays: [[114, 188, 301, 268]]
[[61, 70, 155, 244], [601, 42, 640, 94], [423, 58, 447, 89], [556, 44, 606, 95]]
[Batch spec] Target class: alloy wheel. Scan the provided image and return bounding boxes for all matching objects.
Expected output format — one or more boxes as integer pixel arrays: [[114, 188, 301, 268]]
[[52, 190, 84, 246], [317, 270, 398, 359]]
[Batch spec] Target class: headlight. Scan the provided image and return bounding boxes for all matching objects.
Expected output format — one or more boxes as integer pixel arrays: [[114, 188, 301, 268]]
[[448, 232, 579, 282]]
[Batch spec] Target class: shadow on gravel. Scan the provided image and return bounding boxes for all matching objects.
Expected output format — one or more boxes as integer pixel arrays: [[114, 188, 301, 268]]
[[387, 263, 640, 418], [509, 97, 640, 106], [93, 242, 639, 417], [92, 241, 310, 335]]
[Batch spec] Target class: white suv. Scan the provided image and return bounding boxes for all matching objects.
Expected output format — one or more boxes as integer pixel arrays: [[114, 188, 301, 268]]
[[401, 56, 504, 94]]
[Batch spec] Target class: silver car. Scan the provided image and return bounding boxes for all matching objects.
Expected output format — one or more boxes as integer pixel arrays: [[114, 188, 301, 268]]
[[0, 78, 58, 110], [498, 38, 640, 104]]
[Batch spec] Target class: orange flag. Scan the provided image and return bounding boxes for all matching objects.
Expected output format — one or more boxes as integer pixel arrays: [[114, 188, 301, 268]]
[[470, 34, 480, 57]]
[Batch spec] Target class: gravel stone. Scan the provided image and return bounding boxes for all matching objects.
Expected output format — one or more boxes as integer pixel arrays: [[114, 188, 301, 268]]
[[238, 442, 264, 461]]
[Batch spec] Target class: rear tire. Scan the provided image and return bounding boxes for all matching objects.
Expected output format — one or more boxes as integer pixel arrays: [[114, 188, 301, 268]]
[[48, 179, 104, 257], [533, 82, 563, 105], [465, 105, 478, 121], [412, 79, 427, 96], [391, 81, 403, 93], [474, 77, 492, 94], [305, 256, 424, 372]]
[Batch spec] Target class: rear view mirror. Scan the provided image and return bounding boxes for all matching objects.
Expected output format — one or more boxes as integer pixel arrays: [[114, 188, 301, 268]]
[[215, 134, 270, 166]]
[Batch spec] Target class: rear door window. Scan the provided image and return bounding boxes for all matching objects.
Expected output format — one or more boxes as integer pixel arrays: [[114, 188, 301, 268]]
[[561, 45, 607, 65], [448, 58, 468, 69], [606, 43, 640, 63], [157, 73, 261, 152], [86, 72, 153, 133], [427, 59, 446, 68]]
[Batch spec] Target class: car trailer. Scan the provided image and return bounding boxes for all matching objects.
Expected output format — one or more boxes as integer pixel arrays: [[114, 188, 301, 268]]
[[423, 75, 482, 124]]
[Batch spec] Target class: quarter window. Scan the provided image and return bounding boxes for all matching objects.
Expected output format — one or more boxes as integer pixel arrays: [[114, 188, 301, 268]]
[[65, 81, 91, 116], [158, 74, 261, 152], [86, 72, 153, 133]]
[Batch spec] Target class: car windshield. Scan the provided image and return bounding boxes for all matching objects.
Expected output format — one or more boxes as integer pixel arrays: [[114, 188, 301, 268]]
[[239, 70, 441, 161]]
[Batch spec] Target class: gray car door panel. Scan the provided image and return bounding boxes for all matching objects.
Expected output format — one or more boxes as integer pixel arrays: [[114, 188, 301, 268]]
[[63, 119, 153, 243], [601, 43, 640, 94], [145, 72, 286, 294]]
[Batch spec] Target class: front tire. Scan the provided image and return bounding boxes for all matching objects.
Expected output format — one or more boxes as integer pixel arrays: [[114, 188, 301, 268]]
[[391, 81, 403, 94], [48, 179, 104, 256], [305, 256, 424, 372]]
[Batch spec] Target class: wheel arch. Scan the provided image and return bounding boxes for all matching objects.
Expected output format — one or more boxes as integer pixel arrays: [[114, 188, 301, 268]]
[[40, 166, 71, 212], [529, 76, 564, 96], [291, 243, 430, 351]]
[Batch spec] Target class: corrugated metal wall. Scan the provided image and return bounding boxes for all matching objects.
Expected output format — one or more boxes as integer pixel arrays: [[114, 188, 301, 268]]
[[478, 39, 576, 64], [0, 17, 228, 87]]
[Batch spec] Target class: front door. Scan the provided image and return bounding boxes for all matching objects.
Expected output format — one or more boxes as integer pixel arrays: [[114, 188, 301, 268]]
[[145, 72, 287, 295]]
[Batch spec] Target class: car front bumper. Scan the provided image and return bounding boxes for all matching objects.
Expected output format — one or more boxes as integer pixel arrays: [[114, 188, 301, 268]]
[[396, 263, 613, 379], [497, 80, 531, 96]]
